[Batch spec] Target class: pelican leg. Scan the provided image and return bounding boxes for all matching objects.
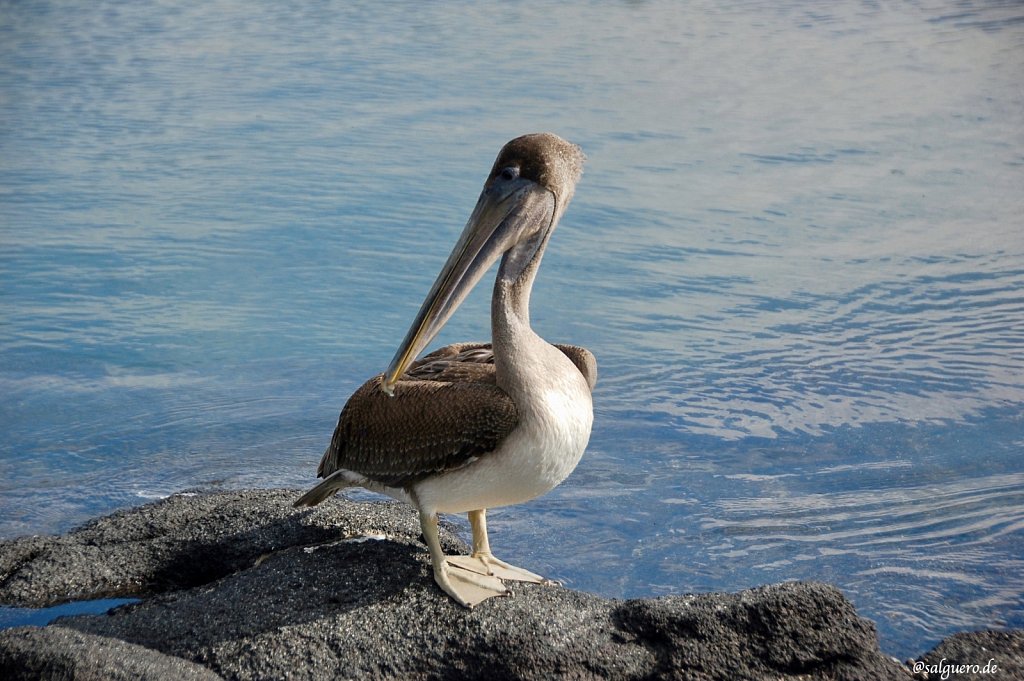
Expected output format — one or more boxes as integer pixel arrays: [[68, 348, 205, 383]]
[[419, 511, 508, 608], [447, 509, 559, 585]]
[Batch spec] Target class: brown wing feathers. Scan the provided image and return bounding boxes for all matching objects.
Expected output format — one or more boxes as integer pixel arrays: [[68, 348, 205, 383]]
[[318, 373, 517, 488], [316, 341, 595, 488]]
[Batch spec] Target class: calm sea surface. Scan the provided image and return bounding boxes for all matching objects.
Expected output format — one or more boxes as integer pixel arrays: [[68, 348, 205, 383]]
[[2, 0, 1022, 658]]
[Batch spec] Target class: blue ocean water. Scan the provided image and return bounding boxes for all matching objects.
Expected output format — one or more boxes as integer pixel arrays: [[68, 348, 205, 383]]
[[1, 0, 1022, 658]]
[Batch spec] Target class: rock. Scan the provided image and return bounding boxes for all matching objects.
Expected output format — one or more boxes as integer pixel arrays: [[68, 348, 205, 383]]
[[0, 626, 224, 681], [0, 489, 441, 607], [910, 630, 1023, 680], [0, 489, 1014, 680]]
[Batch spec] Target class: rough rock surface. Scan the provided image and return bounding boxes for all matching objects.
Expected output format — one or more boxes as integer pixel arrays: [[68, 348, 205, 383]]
[[0, 489, 435, 607], [0, 626, 223, 681], [0, 490, 1017, 680]]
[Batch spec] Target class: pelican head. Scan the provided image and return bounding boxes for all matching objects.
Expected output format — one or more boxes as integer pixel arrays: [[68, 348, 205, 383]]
[[381, 133, 585, 395]]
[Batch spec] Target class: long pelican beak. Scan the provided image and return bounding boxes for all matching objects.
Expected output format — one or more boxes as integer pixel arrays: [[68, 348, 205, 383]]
[[380, 177, 555, 395]]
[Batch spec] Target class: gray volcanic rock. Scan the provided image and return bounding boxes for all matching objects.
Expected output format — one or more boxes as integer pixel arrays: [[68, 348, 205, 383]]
[[0, 625, 224, 681], [0, 489, 1012, 680], [0, 490, 440, 607]]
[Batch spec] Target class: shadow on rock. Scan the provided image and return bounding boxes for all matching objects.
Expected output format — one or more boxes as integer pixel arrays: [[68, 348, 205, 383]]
[[0, 489, 434, 608]]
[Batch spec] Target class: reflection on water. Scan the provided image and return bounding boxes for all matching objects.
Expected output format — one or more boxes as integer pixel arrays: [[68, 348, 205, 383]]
[[1, 0, 1022, 658]]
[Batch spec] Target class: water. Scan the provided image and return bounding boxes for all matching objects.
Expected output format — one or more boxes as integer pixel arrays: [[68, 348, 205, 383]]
[[0, 599, 139, 629], [1, 0, 1022, 659]]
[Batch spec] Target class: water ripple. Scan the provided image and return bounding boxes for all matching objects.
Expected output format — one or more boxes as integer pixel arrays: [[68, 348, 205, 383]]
[[606, 256, 1024, 439], [704, 472, 1024, 551]]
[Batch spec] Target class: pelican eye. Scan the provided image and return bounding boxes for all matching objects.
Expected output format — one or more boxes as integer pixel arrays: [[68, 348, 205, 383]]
[[499, 166, 520, 181]]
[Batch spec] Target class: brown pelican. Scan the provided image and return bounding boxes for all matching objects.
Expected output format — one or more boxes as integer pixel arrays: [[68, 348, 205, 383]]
[[295, 133, 596, 608]]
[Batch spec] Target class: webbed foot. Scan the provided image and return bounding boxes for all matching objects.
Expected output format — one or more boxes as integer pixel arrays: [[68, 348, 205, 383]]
[[435, 560, 510, 607], [448, 553, 559, 585]]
